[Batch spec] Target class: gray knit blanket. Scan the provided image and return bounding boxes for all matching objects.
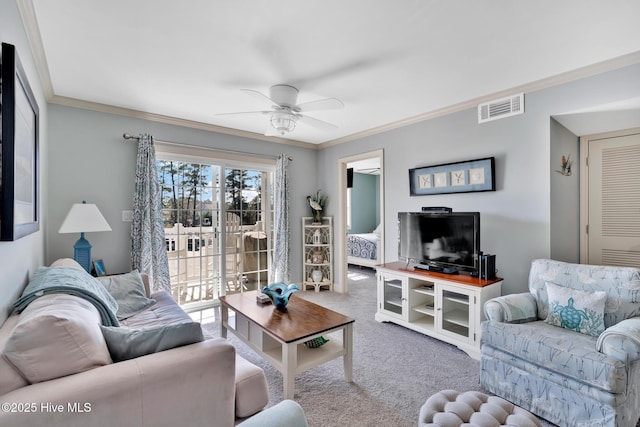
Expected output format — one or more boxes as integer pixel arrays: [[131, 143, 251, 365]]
[[14, 266, 120, 326]]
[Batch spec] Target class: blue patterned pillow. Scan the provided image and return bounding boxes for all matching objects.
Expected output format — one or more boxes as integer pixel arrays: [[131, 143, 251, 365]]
[[545, 281, 606, 337]]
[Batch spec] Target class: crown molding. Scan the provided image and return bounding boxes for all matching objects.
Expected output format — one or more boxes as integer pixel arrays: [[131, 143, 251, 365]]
[[48, 95, 318, 150], [319, 50, 640, 149], [17, 0, 640, 150], [16, 0, 54, 99]]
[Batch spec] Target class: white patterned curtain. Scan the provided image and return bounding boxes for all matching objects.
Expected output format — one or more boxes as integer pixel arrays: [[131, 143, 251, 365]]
[[131, 133, 171, 291], [271, 155, 290, 283]]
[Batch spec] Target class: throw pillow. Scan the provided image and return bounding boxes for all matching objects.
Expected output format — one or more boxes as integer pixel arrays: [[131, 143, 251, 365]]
[[544, 281, 606, 337], [4, 294, 112, 383], [100, 322, 204, 362], [98, 270, 156, 320]]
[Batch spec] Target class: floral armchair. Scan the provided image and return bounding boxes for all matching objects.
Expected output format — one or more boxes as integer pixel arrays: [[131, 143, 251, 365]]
[[480, 259, 640, 427]]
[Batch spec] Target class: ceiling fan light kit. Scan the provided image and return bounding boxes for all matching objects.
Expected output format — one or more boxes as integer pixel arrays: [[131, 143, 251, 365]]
[[270, 111, 298, 135], [218, 84, 344, 136]]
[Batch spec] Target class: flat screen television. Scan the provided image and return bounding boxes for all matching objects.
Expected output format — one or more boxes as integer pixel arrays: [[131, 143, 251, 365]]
[[398, 211, 480, 274]]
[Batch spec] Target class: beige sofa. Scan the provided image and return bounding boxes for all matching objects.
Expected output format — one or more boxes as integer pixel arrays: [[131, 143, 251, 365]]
[[0, 259, 269, 427]]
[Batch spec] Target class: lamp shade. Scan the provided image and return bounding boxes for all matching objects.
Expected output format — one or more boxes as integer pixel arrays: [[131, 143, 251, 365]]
[[59, 203, 112, 234]]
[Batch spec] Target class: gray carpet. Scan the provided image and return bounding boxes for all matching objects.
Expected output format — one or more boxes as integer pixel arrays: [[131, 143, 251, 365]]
[[203, 266, 498, 427]]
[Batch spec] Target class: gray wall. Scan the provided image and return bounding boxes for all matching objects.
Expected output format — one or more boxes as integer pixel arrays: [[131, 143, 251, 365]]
[[550, 119, 580, 262], [350, 172, 380, 233], [46, 105, 318, 281], [318, 62, 640, 295], [0, 0, 49, 324]]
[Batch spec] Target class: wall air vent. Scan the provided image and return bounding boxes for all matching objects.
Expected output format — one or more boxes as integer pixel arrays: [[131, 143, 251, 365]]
[[478, 93, 524, 124]]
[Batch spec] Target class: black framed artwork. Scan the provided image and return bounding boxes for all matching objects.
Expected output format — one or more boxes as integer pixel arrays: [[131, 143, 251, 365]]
[[1, 42, 40, 241], [409, 157, 496, 196]]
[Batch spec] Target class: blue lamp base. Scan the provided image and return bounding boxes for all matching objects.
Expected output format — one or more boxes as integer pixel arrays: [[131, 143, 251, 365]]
[[73, 232, 92, 273]]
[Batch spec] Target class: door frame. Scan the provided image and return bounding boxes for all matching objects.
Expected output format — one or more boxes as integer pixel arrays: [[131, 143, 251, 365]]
[[336, 149, 384, 293], [579, 127, 640, 263]]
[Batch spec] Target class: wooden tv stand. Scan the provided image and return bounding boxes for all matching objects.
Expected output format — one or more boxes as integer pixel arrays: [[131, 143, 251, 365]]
[[375, 262, 502, 359]]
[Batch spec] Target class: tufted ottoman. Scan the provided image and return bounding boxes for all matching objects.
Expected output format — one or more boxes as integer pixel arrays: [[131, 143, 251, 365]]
[[419, 390, 542, 427]]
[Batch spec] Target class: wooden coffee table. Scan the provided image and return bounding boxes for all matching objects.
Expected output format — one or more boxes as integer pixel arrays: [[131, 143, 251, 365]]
[[219, 290, 354, 399]]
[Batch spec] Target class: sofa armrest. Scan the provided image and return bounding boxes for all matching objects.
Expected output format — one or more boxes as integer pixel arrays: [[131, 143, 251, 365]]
[[483, 293, 537, 323], [0, 338, 236, 427], [596, 317, 640, 364]]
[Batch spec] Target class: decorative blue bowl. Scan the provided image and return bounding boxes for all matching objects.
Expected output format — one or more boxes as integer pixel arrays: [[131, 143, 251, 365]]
[[261, 282, 300, 311]]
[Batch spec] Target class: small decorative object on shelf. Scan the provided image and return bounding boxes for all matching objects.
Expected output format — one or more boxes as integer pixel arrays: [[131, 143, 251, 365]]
[[311, 269, 323, 283], [302, 216, 333, 292], [304, 336, 329, 348], [311, 250, 324, 264], [261, 282, 300, 311], [306, 190, 327, 224]]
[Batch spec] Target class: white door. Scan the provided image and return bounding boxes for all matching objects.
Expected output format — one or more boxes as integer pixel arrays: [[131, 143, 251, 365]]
[[581, 129, 640, 267]]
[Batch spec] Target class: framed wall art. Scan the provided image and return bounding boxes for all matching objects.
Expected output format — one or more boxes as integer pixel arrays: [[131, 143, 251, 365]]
[[409, 157, 495, 196], [1, 42, 40, 241]]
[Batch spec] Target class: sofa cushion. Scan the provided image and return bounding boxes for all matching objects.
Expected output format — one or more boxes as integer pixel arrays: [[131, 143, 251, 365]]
[[544, 281, 606, 337], [3, 294, 112, 383], [121, 290, 192, 328], [100, 322, 204, 362], [482, 320, 627, 393], [98, 270, 156, 320]]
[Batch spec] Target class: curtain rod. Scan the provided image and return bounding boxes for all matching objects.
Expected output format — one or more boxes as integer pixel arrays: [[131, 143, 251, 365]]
[[122, 133, 293, 161]]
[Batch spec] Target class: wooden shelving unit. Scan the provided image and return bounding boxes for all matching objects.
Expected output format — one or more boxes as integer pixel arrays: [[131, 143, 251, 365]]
[[302, 217, 333, 292]]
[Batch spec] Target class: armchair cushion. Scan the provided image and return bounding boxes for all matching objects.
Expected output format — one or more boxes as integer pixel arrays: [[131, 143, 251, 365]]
[[484, 293, 537, 323], [482, 320, 626, 393], [544, 281, 606, 337], [596, 317, 640, 364]]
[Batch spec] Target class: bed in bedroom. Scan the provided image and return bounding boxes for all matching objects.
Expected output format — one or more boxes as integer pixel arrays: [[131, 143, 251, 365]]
[[347, 232, 380, 268]]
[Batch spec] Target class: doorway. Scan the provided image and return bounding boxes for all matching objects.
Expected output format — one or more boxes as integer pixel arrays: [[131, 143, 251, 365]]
[[580, 128, 640, 267], [337, 150, 384, 293]]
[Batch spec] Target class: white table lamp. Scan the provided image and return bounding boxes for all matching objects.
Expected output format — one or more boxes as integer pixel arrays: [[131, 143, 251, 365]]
[[59, 201, 112, 272]]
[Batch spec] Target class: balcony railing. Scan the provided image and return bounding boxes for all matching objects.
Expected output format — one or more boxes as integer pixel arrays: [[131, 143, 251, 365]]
[[164, 222, 269, 309]]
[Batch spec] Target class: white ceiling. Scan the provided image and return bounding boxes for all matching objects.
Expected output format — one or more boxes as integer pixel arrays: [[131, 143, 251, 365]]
[[22, 0, 640, 146]]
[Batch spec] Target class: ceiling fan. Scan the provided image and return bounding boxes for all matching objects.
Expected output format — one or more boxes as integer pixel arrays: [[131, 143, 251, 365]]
[[217, 84, 344, 136]]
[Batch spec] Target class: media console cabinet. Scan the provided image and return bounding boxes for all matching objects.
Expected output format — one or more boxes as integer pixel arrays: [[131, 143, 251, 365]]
[[375, 262, 502, 359]]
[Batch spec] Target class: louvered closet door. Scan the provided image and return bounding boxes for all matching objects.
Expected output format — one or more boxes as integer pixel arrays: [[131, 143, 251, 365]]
[[587, 132, 640, 267]]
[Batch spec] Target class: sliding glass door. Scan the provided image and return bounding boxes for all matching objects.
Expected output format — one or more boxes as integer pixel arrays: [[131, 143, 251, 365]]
[[223, 167, 272, 294], [158, 157, 273, 311]]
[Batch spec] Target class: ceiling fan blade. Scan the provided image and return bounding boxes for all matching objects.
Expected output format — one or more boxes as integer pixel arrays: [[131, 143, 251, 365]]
[[214, 110, 270, 117], [241, 89, 278, 107], [264, 128, 283, 137], [296, 98, 344, 113], [297, 114, 338, 130]]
